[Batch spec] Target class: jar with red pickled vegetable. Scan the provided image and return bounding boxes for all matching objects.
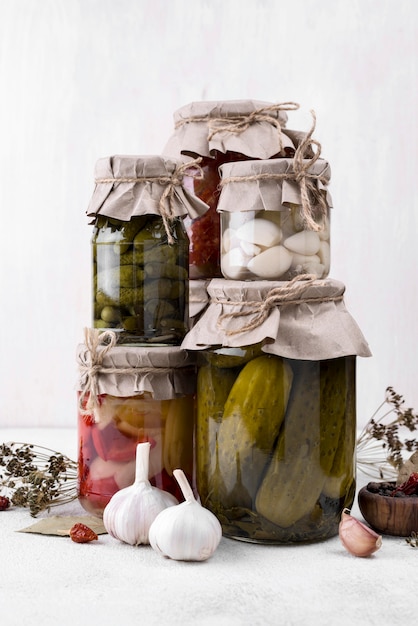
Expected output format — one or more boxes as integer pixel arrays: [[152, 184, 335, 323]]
[[182, 276, 372, 543], [163, 100, 300, 279], [86, 154, 208, 345], [76, 329, 197, 516]]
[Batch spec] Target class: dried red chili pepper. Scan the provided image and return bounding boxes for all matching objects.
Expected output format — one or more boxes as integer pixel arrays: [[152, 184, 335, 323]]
[[0, 496, 10, 511], [70, 523, 99, 543], [391, 472, 418, 496]]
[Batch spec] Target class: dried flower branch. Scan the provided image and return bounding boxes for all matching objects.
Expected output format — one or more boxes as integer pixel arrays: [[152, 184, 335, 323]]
[[0, 442, 78, 516], [357, 387, 418, 480]]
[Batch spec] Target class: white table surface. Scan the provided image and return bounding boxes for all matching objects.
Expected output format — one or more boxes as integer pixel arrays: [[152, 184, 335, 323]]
[[0, 427, 417, 626]]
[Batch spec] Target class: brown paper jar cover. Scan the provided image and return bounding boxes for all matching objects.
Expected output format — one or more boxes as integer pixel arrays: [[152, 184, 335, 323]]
[[181, 277, 372, 360], [86, 154, 209, 222], [163, 99, 299, 160], [76, 334, 197, 516]]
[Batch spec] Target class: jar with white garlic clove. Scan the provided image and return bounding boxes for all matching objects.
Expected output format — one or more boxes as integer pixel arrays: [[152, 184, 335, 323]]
[[76, 330, 197, 517], [217, 157, 332, 281]]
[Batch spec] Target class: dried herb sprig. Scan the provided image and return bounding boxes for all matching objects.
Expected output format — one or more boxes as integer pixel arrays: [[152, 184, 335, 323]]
[[357, 387, 418, 480], [0, 442, 78, 516], [406, 531, 418, 548]]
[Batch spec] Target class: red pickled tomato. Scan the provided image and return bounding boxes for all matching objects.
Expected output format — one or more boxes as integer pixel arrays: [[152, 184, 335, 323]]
[[91, 422, 138, 462], [91, 421, 156, 463]]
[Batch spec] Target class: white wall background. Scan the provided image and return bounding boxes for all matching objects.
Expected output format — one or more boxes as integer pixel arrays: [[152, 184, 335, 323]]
[[0, 0, 417, 429]]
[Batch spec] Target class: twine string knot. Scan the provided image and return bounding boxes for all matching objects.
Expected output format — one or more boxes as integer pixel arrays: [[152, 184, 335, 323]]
[[215, 274, 343, 336]]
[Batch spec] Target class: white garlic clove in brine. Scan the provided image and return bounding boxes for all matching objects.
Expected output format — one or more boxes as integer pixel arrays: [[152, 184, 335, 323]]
[[221, 247, 251, 280], [149, 469, 222, 562], [283, 230, 321, 256], [247, 245, 293, 279], [236, 218, 282, 248], [318, 240, 330, 274]]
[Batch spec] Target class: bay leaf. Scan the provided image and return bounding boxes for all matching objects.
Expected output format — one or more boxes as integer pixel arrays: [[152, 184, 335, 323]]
[[17, 515, 107, 536]]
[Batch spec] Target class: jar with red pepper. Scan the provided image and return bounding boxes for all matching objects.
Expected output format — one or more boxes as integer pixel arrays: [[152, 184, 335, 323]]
[[163, 100, 300, 279], [76, 330, 197, 517]]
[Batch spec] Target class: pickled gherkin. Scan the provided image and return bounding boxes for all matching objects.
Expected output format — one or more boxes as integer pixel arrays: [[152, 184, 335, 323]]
[[92, 215, 189, 344]]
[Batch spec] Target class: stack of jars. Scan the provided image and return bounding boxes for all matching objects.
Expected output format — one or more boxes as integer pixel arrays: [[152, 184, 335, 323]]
[[76, 155, 208, 516], [163, 100, 371, 544], [76, 100, 371, 545]]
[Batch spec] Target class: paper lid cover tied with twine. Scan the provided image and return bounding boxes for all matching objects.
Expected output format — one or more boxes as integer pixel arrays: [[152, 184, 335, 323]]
[[181, 275, 372, 361], [86, 154, 209, 225], [217, 111, 332, 232], [163, 99, 299, 160], [77, 329, 197, 413]]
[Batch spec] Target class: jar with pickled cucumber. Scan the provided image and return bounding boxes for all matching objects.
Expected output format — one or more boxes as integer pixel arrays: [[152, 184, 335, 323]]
[[86, 155, 209, 345], [182, 277, 372, 543], [76, 332, 197, 517], [163, 100, 300, 280], [218, 157, 332, 281]]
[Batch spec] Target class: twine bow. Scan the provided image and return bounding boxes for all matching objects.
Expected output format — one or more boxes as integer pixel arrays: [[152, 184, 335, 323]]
[[292, 110, 329, 231], [78, 328, 117, 412], [94, 157, 203, 244], [215, 274, 343, 336]]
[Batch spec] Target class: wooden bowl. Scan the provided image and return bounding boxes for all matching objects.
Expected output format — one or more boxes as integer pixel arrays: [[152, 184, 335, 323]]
[[358, 484, 418, 536]]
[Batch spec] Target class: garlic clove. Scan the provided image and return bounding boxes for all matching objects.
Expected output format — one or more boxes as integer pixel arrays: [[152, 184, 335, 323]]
[[103, 442, 178, 546], [149, 469, 222, 561], [339, 508, 382, 557]]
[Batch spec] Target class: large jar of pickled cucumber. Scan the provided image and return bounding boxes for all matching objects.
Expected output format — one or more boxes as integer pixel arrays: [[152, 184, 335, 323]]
[[163, 100, 300, 280], [76, 329, 197, 517], [218, 157, 332, 281], [181, 276, 372, 543], [86, 154, 208, 345]]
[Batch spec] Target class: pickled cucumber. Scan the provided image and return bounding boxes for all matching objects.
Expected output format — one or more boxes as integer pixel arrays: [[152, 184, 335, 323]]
[[196, 363, 238, 503], [215, 355, 293, 508], [255, 358, 352, 528]]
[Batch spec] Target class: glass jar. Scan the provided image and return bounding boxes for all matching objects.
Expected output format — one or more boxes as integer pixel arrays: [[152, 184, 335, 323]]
[[196, 348, 356, 543], [77, 337, 197, 517], [181, 277, 372, 543], [218, 158, 332, 281], [163, 100, 299, 280], [92, 214, 189, 344], [86, 154, 209, 345]]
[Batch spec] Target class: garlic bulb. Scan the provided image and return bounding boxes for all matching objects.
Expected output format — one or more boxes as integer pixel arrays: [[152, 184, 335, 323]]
[[339, 508, 382, 557], [149, 469, 222, 561], [103, 442, 178, 546]]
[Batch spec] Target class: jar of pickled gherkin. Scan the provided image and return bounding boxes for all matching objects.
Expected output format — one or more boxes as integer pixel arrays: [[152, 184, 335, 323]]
[[218, 156, 332, 281], [181, 276, 372, 543], [76, 329, 197, 517], [163, 100, 301, 279], [86, 155, 208, 345]]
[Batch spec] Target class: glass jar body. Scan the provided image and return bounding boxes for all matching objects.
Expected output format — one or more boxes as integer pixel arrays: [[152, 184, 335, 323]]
[[220, 207, 330, 281], [78, 390, 196, 517], [184, 153, 252, 280], [196, 348, 356, 543], [92, 215, 189, 345]]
